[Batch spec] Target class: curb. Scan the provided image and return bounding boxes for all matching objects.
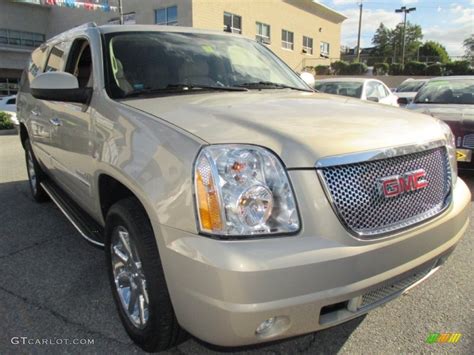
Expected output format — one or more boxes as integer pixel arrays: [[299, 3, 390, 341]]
[[0, 127, 18, 136]]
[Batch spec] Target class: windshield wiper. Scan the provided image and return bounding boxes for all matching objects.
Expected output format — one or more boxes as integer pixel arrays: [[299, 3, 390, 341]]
[[236, 81, 313, 92], [122, 83, 247, 98]]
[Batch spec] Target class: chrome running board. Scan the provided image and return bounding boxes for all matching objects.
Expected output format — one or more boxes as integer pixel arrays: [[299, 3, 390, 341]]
[[41, 180, 105, 248]]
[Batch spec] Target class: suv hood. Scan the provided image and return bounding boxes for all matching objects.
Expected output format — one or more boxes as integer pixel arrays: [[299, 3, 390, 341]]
[[123, 91, 445, 168]]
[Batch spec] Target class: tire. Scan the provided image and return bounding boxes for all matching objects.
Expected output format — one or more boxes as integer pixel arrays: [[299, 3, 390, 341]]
[[105, 197, 186, 352], [25, 138, 49, 203]]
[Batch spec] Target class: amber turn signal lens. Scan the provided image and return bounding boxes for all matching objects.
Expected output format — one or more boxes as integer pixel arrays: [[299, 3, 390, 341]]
[[196, 163, 223, 232]]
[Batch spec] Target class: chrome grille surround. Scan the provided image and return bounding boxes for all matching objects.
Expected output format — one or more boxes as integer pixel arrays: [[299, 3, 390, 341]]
[[463, 134, 474, 149], [317, 141, 452, 238]]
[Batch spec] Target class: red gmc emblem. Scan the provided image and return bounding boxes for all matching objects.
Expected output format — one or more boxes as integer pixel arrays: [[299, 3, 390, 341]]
[[378, 169, 428, 198]]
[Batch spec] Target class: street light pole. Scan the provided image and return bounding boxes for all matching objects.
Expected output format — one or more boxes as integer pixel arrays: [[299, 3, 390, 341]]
[[118, 0, 124, 25], [356, 1, 363, 62], [395, 6, 416, 65]]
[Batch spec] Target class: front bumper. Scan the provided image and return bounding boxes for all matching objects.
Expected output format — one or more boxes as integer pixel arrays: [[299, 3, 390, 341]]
[[154, 173, 470, 347]]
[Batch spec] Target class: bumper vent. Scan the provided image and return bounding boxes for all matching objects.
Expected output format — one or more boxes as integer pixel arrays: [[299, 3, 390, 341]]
[[319, 147, 451, 237], [359, 265, 433, 309]]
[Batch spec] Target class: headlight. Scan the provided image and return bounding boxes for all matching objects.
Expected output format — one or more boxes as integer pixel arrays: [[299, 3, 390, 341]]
[[194, 145, 300, 237], [439, 120, 457, 186]]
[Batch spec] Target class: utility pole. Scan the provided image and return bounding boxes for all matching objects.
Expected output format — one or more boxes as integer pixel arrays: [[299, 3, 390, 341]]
[[395, 6, 416, 65], [118, 0, 124, 25], [356, 1, 363, 62]]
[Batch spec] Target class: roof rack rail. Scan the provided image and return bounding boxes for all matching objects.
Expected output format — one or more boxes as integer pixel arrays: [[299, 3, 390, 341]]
[[48, 22, 98, 42], [75, 22, 98, 29], [62, 22, 97, 33]]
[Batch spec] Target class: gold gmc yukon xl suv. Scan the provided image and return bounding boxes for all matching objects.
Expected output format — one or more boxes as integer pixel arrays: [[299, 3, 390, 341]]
[[17, 24, 470, 352]]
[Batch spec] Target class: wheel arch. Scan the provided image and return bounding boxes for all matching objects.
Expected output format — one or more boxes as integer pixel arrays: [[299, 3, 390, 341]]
[[19, 123, 29, 149], [97, 173, 152, 225]]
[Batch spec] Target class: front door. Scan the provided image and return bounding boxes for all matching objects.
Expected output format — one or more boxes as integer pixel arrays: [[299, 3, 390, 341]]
[[47, 38, 96, 211]]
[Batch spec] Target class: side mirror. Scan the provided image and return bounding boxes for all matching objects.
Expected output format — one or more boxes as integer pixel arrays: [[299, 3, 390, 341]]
[[31, 72, 92, 104], [367, 96, 379, 103], [397, 97, 409, 106], [300, 72, 315, 88]]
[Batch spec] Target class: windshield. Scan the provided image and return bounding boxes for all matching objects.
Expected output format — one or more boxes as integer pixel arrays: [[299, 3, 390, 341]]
[[413, 79, 474, 104], [104, 31, 310, 98], [314, 81, 363, 98], [397, 80, 426, 93]]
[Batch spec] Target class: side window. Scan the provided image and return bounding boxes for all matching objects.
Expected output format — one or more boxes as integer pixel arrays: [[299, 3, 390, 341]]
[[376, 82, 388, 98], [366, 82, 378, 98], [367, 82, 387, 99], [65, 39, 93, 88], [45, 42, 67, 72], [6, 98, 16, 105]]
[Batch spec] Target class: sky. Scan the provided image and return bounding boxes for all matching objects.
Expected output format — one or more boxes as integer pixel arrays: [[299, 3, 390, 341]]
[[315, 0, 473, 57]]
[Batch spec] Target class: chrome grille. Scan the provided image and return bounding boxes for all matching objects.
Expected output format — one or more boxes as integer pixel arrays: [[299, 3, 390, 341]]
[[463, 134, 474, 149], [319, 147, 451, 237]]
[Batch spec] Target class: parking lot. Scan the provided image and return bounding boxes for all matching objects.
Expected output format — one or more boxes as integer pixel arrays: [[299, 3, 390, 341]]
[[0, 134, 472, 354]]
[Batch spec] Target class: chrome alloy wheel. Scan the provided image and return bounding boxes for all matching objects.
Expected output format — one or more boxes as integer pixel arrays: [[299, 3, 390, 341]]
[[27, 149, 37, 194], [111, 226, 150, 329]]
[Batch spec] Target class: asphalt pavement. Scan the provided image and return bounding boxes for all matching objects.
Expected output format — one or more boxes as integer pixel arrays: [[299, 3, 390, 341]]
[[0, 134, 472, 354]]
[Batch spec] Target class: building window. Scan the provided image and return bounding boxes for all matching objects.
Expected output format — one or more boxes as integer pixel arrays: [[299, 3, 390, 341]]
[[320, 41, 330, 57], [224, 12, 242, 34], [256, 22, 270, 44], [281, 29, 294, 50], [0, 29, 44, 49], [0, 78, 19, 96], [155, 5, 178, 25], [303, 36, 313, 55]]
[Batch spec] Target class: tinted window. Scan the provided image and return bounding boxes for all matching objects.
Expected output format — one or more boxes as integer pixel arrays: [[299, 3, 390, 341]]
[[414, 79, 474, 104], [105, 31, 308, 98], [315, 82, 363, 98], [6, 98, 16, 105], [397, 80, 426, 93], [65, 39, 93, 88]]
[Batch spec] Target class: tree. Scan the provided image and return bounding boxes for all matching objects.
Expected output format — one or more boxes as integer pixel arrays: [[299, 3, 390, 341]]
[[418, 41, 450, 63], [372, 23, 392, 61], [463, 35, 474, 64], [371, 21, 423, 64], [391, 21, 423, 63]]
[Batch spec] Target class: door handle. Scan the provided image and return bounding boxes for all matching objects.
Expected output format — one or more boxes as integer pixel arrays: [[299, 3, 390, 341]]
[[31, 110, 40, 116], [49, 118, 62, 126]]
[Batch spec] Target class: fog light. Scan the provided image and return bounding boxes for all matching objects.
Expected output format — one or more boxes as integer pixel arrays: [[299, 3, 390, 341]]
[[255, 317, 276, 335]]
